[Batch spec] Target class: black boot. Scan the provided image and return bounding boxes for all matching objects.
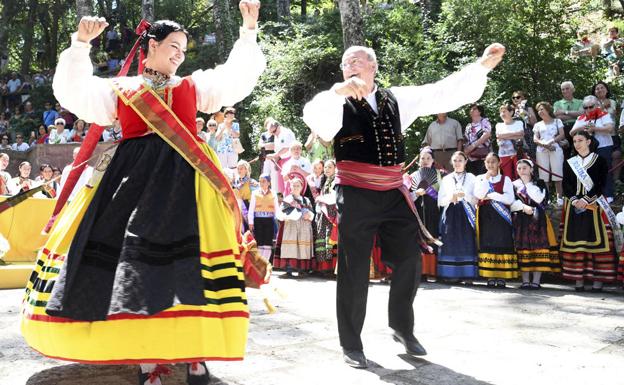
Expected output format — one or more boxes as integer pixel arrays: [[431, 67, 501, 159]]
[[187, 362, 211, 385]]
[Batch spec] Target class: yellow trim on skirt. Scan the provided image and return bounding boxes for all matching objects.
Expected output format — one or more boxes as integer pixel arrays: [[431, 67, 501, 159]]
[[21, 144, 249, 364]]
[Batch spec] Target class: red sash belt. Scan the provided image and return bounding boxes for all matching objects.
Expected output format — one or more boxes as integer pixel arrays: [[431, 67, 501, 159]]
[[335, 160, 439, 246]]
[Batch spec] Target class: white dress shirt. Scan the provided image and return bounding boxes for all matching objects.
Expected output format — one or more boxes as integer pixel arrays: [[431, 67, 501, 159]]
[[53, 28, 266, 126], [473, 173, 515, 205], [302, 62, 491, 142]]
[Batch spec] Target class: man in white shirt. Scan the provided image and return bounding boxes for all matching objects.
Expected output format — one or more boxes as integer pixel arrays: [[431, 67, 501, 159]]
[[423, 112, 463, 170], [10, 134, 30, 151], [281, 141, 312, 182], [266, 120, 296, 193], [303, 42, 505, 369], [6, 72, 22, 108]]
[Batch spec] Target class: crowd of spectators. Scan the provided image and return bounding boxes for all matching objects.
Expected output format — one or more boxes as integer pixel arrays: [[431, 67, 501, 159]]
[[424, 80, 624, 205]]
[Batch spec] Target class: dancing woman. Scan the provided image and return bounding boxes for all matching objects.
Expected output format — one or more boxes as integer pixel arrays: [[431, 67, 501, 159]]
[[21, 3, 265, 385]]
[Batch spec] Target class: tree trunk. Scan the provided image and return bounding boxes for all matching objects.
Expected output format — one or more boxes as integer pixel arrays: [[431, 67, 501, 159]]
[[76, 0, 93, 23], [21, 0, 38, 74], [301, 0, 307, 19], [277, 0, 291, 20], [337, 0, 364, 49], [0, 2, 18, 71], [213, 0, 237, 63], [142, 0, 155, 22], [49, 0, 65, 68]]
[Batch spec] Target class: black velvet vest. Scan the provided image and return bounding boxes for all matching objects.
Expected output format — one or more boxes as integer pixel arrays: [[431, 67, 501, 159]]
[[333, 88, 404, 166]]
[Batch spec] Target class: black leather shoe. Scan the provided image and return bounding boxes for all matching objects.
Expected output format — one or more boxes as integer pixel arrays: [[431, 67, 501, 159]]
[[392, 332, 427, 356], [187, 362, 211, 385], [343, 349, 368, 368]]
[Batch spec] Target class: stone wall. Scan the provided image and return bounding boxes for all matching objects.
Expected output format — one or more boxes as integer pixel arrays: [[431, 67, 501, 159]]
[[2, 143, 114, 176]]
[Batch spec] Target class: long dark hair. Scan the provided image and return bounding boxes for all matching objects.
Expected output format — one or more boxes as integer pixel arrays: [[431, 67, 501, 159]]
[[571, 130, 598, 155], [141, 20, 189, 54]]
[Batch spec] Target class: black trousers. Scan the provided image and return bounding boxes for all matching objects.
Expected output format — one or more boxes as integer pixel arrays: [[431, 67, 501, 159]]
[[335, 185, 422, 351]]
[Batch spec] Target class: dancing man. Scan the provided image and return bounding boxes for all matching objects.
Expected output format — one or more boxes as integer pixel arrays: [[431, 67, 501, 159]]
[[303, 43, 505, 368], [21, 2, 265, 385]]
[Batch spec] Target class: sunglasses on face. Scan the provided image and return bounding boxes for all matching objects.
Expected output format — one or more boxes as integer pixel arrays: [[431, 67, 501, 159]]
[[512, 96, 521, 100], [208, 124, 217, 127], [583, 105, 595, 109]]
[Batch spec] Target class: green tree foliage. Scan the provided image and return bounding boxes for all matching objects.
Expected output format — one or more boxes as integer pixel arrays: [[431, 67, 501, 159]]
[[434, 0, 605, 116]]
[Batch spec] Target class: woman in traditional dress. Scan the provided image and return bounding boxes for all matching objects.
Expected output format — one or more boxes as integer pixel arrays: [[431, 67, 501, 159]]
[[474, 152, 518, 288], [274, 176, 314, 277], [510, 159, 560, 290], [437, 151, 478, 282], [313, 159, 338, 275], [560, 130, 618, 292], [20, 6, 265, 385], [410, 147, 442, 282]]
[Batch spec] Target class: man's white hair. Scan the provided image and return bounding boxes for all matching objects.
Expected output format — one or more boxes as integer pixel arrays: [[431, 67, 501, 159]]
[[560, 80, 575, 90], [343, 45, 377, 65]]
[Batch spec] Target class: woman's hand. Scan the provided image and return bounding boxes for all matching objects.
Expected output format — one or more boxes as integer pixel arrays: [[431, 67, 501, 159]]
[[415, 188, 426, 196], [76, 16, 109, 44]]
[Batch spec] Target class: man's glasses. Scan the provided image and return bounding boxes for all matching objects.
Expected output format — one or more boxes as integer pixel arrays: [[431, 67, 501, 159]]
[[340, 59, 365, 70], [512, 96, 521, 100], [583, 105, 595, 109]]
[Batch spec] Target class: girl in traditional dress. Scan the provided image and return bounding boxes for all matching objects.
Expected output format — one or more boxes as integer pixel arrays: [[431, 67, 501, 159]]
[[437, 151, 478, 282], [248, 174, 279, 261], [411, 147, 442, 282], [274, 176, 314, 277], [560, 130, 618, 292], [7, 161, 34, 195], [232, 159, 258, 229], [510, 159, 560, 290], [20, 7, 265, 385], [34, 163, 60, 198], [313, 159, 337, 274], [474, 152, 518, 288], [306, 159, 325, 200]]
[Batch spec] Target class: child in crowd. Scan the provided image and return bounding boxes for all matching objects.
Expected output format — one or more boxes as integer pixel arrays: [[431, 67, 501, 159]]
[[474, 152, 517, 288], [248, 174, 279, 261], [306, 159, 325, 200], [313, 159, 337, 274], [437, 151, 478, 282], [274, 176, 314, 278], [510, 159, 560, 290], [411, 147, 443, 282]]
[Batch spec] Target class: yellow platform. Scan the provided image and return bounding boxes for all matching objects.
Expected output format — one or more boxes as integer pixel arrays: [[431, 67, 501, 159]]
[[0, 262, 33, 289], [0, 197, 55, 262]]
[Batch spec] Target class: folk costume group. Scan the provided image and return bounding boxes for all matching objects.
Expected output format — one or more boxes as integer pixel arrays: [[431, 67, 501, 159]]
[[17, 1, 511, 382]]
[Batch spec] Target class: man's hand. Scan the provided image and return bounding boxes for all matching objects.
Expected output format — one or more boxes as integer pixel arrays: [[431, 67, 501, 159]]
[[332, 77, 370, 100], [479, 43, 506, 70], [76, 16, 109, 44], [240, 0, 260, 30]]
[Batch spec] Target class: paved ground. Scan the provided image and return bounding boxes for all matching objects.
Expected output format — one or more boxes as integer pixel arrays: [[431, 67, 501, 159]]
[[1, 274, 623, 385]]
